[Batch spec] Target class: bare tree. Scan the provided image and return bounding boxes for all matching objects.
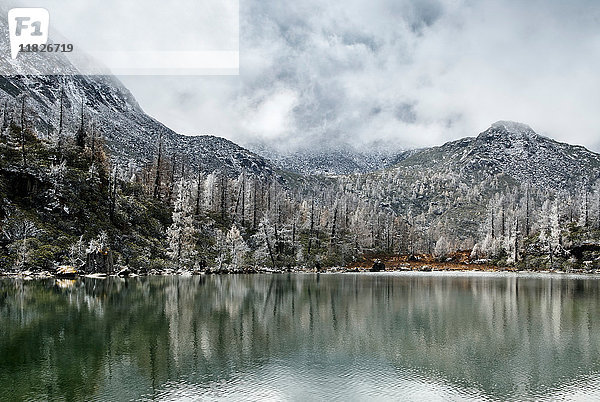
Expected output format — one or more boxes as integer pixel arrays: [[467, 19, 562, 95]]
[[153, 132, 163, 199]]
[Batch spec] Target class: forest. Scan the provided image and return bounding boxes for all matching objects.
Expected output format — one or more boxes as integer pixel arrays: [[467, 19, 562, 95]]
[[1, 94, 599, 273]]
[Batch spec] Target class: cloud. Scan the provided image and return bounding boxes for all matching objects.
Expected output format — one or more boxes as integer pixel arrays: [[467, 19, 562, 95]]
[[121, 0, 600, 153], [241, 87, 299, 139]]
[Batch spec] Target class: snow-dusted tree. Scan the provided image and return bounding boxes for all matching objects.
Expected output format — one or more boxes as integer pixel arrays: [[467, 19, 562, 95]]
[[44, 160, 68, 211], [167, 179, 197, 267], [502, 214, 521, 264], [578, 187, 590, 227], [69, 235, 86, 267], [595, 181, 600, 229], [226, 225, 249, 268], [233, 173, 247, 226], [87, 231, 109, 254], [481, 233, 498, 258], [203, 172, 217, 212], [434, 235, 451, 258], [479, 196, 503, 257], [214, 229, 227, 270], [253, 217, 277, 268], [2, 214, 41, 270], [470, 243, 482, 260], [538, 199, 562, 266], [152, 132, 163, 199]]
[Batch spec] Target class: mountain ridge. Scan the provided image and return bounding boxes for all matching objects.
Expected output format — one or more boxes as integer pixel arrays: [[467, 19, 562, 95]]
[[0, 12, 279, 180], [392, 120, 600, 190]]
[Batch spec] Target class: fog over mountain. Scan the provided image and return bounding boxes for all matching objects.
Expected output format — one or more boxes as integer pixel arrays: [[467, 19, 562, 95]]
[[121, 0, 600, 154]]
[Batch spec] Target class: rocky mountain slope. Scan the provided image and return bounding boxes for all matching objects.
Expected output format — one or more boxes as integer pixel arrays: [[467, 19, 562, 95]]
[[0, 73, 278, 178], [0, 17, 277, 179], [335, 121, 600, 246], [394, 121, 600, 189], [247, 121, 600, 184], [248, 142, 415, 175]]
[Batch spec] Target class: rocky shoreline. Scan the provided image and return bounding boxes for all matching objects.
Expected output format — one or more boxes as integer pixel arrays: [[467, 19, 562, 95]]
[[1, 262, 598, 280]]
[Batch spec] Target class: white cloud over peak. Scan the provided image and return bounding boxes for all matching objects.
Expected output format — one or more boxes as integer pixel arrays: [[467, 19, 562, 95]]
[[121, 0, 600, 153]]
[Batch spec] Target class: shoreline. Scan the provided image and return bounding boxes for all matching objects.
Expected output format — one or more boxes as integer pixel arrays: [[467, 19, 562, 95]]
[[1, 264, 598, 280]]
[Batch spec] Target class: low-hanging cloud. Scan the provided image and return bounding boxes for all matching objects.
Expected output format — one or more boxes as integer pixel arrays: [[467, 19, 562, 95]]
[[121, 0, 600, 153]]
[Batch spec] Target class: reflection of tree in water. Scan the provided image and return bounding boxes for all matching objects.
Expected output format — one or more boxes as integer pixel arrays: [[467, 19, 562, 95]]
[[1, 274, 600, 400]]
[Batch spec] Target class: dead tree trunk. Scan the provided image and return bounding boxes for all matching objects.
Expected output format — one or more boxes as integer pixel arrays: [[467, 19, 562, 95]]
[[153, 133, 163, 199], [20, 96, 26, 167]]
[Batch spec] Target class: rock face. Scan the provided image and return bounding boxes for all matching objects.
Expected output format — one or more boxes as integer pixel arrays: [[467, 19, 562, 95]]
[[0, 73, 279, 179]]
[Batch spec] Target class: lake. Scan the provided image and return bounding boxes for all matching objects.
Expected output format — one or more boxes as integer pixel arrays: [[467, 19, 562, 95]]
[[1, 273, 600, 401]]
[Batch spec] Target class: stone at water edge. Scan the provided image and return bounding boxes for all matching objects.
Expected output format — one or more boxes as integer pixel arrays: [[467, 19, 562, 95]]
[[371, 260, 385, 272]]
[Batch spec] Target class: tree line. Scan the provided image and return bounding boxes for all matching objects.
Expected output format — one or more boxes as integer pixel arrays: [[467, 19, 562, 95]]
[[1, 91, 599, 271]]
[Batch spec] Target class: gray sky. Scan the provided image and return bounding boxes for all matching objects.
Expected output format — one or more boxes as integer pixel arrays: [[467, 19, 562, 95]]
[[119, 0, 600, 153]]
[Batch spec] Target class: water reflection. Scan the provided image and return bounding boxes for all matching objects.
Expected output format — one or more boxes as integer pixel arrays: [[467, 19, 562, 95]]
[[1, 273, 600, 400]]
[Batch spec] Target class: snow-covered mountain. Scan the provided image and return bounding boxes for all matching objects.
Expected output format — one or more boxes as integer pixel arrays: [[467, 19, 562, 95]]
[[1, 10, 598, 191], [248, 121, 600, 188], [247, 142, 414, 175], [0, 17, 277, 179], [0, 73, 278, 178], [394, 121, 600, 189], [333, 121, 600, 242]]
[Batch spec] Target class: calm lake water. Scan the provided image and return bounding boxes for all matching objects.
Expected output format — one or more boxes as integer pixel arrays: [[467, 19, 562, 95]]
[[1, 273, 600, 401]]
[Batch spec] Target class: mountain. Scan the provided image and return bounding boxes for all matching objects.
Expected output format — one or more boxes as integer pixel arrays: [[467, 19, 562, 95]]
[[246, 121, 600, 184], [0, 73, 278, 178], [394, 121, 600, 189], [1, 7, 598, 271], [336, 121, 600, 244], [0, 17, 277, 179], [247, 141, 414, 175]]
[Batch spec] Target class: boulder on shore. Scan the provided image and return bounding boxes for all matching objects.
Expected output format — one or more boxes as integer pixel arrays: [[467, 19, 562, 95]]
[[370, 260, 385, 272]]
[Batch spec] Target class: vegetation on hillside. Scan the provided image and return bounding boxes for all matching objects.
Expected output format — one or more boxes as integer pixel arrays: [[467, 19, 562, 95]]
[[0, 96, 599, 273]]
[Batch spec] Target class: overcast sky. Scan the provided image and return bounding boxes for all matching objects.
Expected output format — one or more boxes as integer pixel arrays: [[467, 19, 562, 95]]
[[119, 0, 600, 153]]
